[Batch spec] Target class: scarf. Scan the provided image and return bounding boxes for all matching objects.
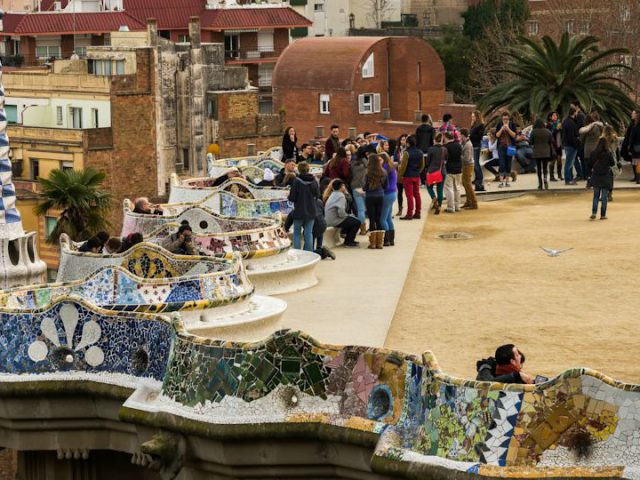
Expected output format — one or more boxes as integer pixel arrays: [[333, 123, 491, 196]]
[[495, 363, 520, 376]]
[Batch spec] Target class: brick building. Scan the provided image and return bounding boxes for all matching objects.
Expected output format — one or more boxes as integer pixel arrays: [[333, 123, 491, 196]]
[[272, 36, 457, 141], [8, 24, 282, 273], [0, 0, 311, 111]]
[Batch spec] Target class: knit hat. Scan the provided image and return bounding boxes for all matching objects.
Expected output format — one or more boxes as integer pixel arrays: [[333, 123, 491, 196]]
[[263, 168, 274, 182]]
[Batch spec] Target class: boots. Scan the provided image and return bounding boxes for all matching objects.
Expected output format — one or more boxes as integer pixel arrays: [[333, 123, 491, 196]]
[[389, 230, 395, 246], [434, 200, 441, 215], [383, 231, 391, 247], [375, 231, 384, 249], [368, 231, 376, 249], [359, 223, 367, 235]]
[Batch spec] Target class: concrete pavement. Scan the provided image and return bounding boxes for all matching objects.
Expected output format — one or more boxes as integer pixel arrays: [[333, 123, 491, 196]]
[[278, 192, 428, 347]]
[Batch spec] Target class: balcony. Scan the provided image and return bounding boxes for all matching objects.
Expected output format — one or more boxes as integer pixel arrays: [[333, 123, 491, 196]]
[[224, 46, 282, 63]]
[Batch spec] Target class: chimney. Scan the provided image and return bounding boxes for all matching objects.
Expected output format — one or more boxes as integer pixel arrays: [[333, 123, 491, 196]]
[[189, 17, 201, 48], [147, 18, 158, 47]]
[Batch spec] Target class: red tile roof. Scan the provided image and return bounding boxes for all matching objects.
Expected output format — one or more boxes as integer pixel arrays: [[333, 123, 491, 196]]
[[1, 11, 146, 35], [0, 2, 311, 37], [200, 7, 311, 31], [122, 0, 204, 30]]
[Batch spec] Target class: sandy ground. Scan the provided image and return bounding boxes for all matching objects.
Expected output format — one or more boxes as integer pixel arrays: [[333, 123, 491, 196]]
[[384, 189, 640, 384]]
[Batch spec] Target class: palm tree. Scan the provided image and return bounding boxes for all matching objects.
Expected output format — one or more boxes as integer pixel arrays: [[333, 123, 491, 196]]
[[35, 168, 112, 244], [479, 33, 635, 129]]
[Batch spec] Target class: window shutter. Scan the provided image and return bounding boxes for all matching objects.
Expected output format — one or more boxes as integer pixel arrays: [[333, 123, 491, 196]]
[[358, 94, 365, 114], [373, 93, 381, 113]]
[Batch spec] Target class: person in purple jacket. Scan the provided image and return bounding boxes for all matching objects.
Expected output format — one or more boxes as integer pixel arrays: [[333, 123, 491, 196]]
[[380, 152, 397, 246]]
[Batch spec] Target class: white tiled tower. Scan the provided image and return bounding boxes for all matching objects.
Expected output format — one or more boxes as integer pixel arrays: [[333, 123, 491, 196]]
[[0, 56, 47, 288]]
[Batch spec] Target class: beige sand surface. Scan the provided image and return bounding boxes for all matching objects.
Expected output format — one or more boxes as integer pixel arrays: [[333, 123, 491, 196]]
[[384, 190, 640, 383]]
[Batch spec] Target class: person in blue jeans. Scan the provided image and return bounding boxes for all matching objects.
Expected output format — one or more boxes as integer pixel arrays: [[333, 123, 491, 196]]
[[288, 162, 319, 252], [380, 153, 397, 246], [495, 112, 517, 187], [561, 106, 581, 185], [350, 145, 371, 234], [586, 138, 614, 220]]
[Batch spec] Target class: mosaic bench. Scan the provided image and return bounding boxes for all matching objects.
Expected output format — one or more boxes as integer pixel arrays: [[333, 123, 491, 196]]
[[169, 175, 288, 205], [125, 329, 640, 480], [0, 297, 172, 381], [0, 316, 639, 479], [130, 216, 319, 296], [54, 238, 287, 332]]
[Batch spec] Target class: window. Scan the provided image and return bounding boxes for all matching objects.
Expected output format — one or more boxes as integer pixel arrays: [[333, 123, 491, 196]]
[[417, 62, 422, 83], [319, 94, 330, 114], [70, 107, 83, 129], [45, 216, 57, 237], [564, 20, 574, 34], [92, 108, 99, 128], [178, 35, 190, 43], [56, 106, 63, 126], [159, 30, 171, 40], [75, 46, 87, 57], [314, 3, 324, 11], [528, 21, 539, 36], [621, 5, 631, 22], [417, 91, 422, 111], [5, 105, 17, 124], [259, 99, 272, 114], [257, 29, 274, 53], [258, 64, 274, 87], [89, 59, 125, 76], [62, 161, 74, 171], [224, 34, 240, 59], [362, 53, 374, 78], [358, 93, 381, 114], [579, 22, 590, 35], [35, 45, 61, 59], [30, 159, 40, 180], [207, 97, 218, 119], [183, 148, 190, 171]]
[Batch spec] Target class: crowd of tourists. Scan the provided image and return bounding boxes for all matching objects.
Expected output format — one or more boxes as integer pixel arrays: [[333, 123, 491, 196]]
[[281, 104, 640, 237]]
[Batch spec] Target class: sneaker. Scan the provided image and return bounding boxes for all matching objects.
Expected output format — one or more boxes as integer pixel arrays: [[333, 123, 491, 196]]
[[444, 208, 455, 213], [505, 182, 511, 187], [590, 214, 596, 220], [600, 216, 608, 220], [498, 182, 504, 188], [343, 241, 359, 247]]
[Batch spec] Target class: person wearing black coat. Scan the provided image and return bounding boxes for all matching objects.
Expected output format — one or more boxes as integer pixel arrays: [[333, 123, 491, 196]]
[[415, 115, 435, 153], [469, 111, 486, 191], [561, 107, 582, 185], [288, 162, 319, 252], [621, 109, 640, 183], [282, 126, 298, 161], [586, 138, 615, 220]]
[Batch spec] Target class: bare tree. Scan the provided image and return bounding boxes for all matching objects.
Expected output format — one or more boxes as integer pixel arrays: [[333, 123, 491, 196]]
[[466, 12, 521, 102], [366, 0, 396, 29]]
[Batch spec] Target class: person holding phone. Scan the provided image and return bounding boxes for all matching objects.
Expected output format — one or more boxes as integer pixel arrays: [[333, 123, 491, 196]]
[[495, 112, 517, 187]]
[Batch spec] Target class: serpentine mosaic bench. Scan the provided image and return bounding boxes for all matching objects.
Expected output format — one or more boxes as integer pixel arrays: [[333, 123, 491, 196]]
[[0, 314, 638, 479], [120, 209, 319, 296], [53, 238, 286, 332], [169, 175, 288, 205]]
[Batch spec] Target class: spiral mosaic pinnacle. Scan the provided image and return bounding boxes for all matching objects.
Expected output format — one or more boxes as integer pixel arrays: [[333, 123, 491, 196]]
[[0, 60, 24, 240]]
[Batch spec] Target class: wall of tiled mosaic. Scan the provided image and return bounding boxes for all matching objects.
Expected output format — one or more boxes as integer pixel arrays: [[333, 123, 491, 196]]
[[155, 329, 640, 479], [144, 221, 291, 260], [169, 177, 289, 205], [0, 299, 172, 379], [122, 203, 290, 238], [1, 248, 252, 314]]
